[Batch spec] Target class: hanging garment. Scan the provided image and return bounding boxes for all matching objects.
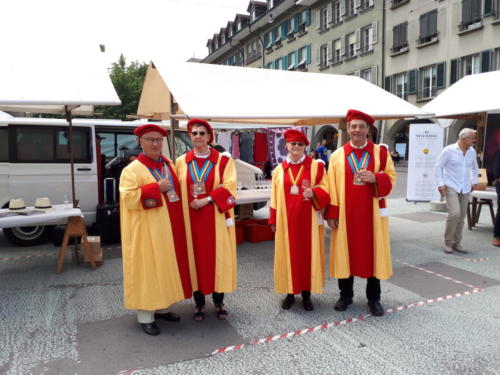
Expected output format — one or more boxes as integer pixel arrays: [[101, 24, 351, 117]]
[[239, 132, 254, 164]]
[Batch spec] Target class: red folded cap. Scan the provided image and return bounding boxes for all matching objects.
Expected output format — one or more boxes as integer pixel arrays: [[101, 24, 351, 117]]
[[346, 109, 374, 126]]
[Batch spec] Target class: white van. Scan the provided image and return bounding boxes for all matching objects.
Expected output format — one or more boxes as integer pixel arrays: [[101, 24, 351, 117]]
[[0, 117, 265, 245]]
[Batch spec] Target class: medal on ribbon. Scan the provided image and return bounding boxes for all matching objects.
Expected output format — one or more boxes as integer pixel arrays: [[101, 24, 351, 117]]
[[347, 151, 370, 186], [148, 163, 179, 202], [287, 165, 304, 195], [188, 159, 214, 197]]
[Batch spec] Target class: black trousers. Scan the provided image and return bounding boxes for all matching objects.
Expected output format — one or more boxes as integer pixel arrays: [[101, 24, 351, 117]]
[[338, 276, 381, 301], [193, 290, 224, 306]]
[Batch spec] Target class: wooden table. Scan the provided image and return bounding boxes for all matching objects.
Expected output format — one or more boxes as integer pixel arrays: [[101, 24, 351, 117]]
[[0, 204, 96, 272]]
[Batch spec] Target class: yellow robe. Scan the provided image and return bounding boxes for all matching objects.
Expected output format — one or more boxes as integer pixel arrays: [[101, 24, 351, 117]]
[[119, 158, 188, 311], [176, 150, 238, 293], [270, 157, 330, 294], [327, 143, 396, 280]]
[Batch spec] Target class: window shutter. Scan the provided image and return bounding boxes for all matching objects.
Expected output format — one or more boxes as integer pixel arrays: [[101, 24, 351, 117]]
[[295, 49, 299, 66], [372, 21, 378, 44], [484, 0, 493, 15], [372, 65, 378, 85], [384, 76, 391, 92], [408, 69, 418, 94], [402, 22, 408, 44], [419, 13, 428, 39], [430, 10, 438, 36], [462, 0, 472, 24], [436, 62, 446, 88], [304, 9, 312, 26], [306, 44, 312, 64], [327, 4, 332, 24], [281, 22, 288, 39], [481, 50, 492, 72], [450, 58, 459, 84], [340, 35, 346, 56], [355, 28, 361, 50], [393, 25, 400, 49], [294, 14, 300, 32], [272, 28, 278, 43], [316, 9, 322, 30], [471, 0, 481, 21], [340, 0, 345, 17], [283, 55, 289, 70], [316, 48, 321, 65], [327, 44, 332, 62]]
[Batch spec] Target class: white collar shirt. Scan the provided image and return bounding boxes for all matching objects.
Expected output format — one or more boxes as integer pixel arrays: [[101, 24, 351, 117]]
[[434, 142, 479, 194], [350, 141, 368, 150], [286, 154, 306, 165]]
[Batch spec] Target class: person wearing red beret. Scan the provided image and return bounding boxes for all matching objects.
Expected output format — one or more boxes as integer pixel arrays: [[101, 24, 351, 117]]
[[325, 109, 396, 316], [119, 124, 192, 336], [175, 119, 237, 321], [269, 129, 330, 311]]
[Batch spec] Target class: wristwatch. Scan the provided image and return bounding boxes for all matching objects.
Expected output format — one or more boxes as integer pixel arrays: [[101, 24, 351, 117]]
[[206, 196, 213, 204]]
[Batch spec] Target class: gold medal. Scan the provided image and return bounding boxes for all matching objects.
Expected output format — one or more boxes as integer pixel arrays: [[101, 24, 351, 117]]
[[290, 185, 299, 195], [195, 182, 206, 195], [167, 190, 179, 202]]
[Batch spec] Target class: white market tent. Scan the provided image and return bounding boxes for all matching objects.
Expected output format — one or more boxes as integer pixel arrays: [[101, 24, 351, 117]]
[[0, 45, 121, 206], [137, 61, 432, 125], [422, 71, 500, 119]]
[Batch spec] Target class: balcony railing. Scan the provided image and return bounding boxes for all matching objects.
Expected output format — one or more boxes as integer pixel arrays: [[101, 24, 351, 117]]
[[417, 33, 439, 46], [458, 19, 483, 32], [391, 42, 409, 54], [391, 0, 410, 9]]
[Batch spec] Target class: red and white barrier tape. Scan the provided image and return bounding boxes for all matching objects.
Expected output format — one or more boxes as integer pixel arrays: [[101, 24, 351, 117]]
[[394, 259, 481, 290], [461, 257, 489, 262]]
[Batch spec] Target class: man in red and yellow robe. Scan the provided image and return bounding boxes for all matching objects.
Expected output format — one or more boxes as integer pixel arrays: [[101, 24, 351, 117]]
[[325, 110, 396, 316], [269, 129, 330, 311], [176, 119, 237, 320], [120, 124, 192, 336]]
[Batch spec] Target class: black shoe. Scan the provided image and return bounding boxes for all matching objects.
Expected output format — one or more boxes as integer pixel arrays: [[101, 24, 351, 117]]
[[368, 300, 384, 316], [302, 297, 314, 311], [281, 294, 295, 310], [334, 297, 353, 311], [141, 322, 160, 336], [154, 311, 181, 322]]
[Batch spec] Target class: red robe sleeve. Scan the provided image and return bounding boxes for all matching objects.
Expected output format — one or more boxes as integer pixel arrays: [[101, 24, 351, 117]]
[[324, 204, 339, 219], [269, 207, 277, 225], [140, 182, 163, 209]]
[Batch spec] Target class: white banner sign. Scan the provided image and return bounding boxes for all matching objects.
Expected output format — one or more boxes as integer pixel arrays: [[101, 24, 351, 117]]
[[406, 123, 444, 201]]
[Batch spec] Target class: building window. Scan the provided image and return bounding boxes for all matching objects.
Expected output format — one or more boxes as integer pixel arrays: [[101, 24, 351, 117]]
[[461, 53, 481, 76], [395, 72, 408, 99], [360, 25, 373, 53], [419, 65, 437, 100], [360, 0, 374, 10], [392, 22, 408, 53], [332, 38, 342, 63], [460, 0, 482, 31], [360, 67, 373, 83], [345, 0, 357, 18], [333, 1, 342, 24], [319, 7, 329, 31], [391, 0, 410, 8], [275, 58, 282, 70], [319, 44, 329, 68], [419, 9, 438, 45], [288, 51, 297, 70], [496, 49, 500, 70], [346, 32, 356, 58]]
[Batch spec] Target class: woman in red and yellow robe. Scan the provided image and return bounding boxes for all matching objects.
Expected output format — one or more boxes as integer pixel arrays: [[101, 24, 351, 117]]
[[176, 119, 237, 321], [269, 129, 330, 311]]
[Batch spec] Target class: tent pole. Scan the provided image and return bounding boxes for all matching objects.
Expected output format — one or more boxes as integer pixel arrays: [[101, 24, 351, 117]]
[[64, 105, 77, 208], [170, 93, 178, 159]]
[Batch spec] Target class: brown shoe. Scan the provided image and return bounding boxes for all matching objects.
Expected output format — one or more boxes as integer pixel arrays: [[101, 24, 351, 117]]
[[493, 238, 500, 247]]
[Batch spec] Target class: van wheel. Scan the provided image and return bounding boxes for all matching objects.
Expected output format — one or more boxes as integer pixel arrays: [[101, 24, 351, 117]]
[[3, 226, 54, 246]]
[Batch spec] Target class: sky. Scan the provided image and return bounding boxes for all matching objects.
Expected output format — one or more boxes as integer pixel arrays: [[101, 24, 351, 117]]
[[2, 0, 252, 67]]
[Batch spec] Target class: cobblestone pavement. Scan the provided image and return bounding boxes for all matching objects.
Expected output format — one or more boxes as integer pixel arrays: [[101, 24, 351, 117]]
[[1, 173, 499, 374]]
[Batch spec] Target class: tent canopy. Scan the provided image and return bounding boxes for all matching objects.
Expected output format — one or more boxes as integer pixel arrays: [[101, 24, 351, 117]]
[[422, 71, 500, 119], [137, 61, 431, 125], [0, 45, 121, 115]]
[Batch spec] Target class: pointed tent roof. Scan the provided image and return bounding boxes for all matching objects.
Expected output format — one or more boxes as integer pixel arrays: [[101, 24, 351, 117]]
[[136, 61, 432, 125], [422, 71, 500, 119]]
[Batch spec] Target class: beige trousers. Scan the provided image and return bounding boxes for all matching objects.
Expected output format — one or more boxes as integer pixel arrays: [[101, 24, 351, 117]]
[[444, 186, 470, 246]]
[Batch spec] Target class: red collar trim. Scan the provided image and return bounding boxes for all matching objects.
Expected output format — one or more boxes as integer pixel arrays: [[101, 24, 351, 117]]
[[283, 155, 312, 170], [344, 141, 374, 155], [138, 153, 165, 169]]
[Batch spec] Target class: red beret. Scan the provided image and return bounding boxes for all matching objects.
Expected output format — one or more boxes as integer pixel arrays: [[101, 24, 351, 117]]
[[187, 118, 214, 144], [346, 109, 374, 126], [134, 124, 169, 137], [284, 129, 309, 146]]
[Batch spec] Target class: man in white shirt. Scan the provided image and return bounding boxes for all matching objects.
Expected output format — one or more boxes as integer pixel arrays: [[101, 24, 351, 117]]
[[435, 128, 479, 254]]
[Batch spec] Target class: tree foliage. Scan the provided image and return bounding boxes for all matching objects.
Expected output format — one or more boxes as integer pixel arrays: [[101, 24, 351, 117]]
[[97, 54, 147, 120]]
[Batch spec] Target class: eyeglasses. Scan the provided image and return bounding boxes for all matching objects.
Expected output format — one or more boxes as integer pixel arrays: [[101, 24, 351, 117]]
[[141, 137, 164, 144], [289, 142, 305, 147], [191, 131, 207, 136]]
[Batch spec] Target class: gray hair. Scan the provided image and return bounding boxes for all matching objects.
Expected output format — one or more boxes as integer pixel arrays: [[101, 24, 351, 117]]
[[458, 128, 476, 140]]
